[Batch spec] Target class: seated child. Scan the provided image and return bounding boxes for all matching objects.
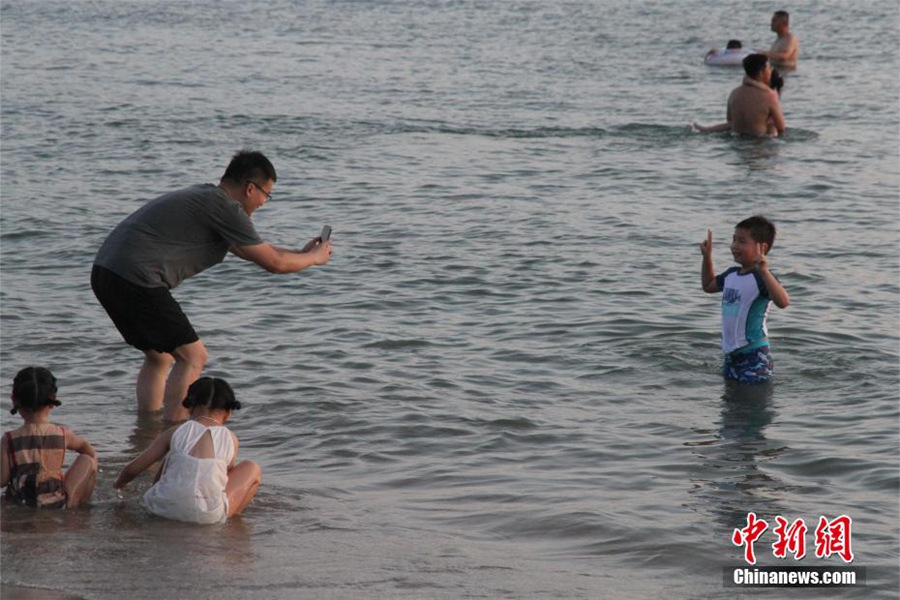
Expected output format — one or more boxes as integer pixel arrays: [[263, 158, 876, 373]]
[[115, 377, 261, 524], [1, 367, 98, 508], [699, 216, 790, 384]]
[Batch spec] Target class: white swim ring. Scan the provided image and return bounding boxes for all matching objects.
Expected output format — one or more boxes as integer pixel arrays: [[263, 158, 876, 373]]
[[704, 48, 752, 67]]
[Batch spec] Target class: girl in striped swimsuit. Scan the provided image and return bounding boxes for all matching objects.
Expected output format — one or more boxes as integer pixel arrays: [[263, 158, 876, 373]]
[[1, 367, 98, 508]]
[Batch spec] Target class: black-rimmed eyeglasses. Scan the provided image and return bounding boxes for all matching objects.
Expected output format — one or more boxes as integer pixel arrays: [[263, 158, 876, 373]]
[[248, 181, 272, 202]]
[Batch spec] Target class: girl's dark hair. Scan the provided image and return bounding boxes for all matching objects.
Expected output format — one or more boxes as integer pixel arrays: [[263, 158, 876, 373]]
[[182, 377, 242, 411], [11, 367, 60, 415], [769, 69, 784, 95]]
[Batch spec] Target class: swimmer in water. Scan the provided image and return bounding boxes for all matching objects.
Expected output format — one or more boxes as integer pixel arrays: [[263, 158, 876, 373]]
[[759, 11, 799, 70], [693, 54, 786, 137]]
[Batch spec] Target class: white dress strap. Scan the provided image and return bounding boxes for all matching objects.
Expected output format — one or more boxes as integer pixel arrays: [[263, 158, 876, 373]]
[[170, 420, 210, 453]]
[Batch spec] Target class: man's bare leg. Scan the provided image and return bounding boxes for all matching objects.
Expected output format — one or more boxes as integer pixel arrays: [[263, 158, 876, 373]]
[[137, 350, 175, 414], [161, 340, 208, 422]]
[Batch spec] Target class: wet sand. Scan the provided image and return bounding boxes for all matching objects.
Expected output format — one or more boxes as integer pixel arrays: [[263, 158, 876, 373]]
[[1, 583, 84, 600]]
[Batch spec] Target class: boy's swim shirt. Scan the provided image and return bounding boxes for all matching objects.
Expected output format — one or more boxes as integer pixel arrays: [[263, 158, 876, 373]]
[[715, 267, 771, 354]]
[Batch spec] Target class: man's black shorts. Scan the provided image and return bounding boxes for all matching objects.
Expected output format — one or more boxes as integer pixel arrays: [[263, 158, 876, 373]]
[[91, 265, 199, 353]]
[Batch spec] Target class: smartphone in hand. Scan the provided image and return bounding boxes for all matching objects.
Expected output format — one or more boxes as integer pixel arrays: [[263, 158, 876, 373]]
[[319, 225, 332, 243]]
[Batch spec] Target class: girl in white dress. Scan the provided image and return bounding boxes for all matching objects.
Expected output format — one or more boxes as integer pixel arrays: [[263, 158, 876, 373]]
[[115, 377, 260, 524]]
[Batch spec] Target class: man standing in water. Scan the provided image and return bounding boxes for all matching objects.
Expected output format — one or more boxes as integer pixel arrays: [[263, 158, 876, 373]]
[[759, 11, 798, 70], [92, 150, 332, 421], [725, 54, 786, 137]]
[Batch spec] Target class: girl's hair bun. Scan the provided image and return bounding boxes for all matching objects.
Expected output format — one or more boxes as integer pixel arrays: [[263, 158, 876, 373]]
[[11, 367, 60, 415], [181, 377, 241, 411]]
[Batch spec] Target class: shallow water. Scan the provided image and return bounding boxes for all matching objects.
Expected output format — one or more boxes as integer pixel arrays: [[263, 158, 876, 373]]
[[1, 0, 898, 598]]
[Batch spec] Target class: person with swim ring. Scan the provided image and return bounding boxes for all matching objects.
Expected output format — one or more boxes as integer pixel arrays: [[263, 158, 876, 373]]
[[704, 39, 750, 66]]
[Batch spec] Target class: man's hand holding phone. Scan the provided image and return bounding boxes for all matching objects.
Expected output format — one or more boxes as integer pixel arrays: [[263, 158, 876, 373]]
[[301, 225, 333, 265]]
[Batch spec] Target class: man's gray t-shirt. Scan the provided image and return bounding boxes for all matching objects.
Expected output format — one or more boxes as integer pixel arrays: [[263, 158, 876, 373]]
[[94, 184, 263, 289]]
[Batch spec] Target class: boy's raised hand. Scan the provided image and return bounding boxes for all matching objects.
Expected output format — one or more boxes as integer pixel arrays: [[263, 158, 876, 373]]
[[756, 242, 769, 270], [699, 229, 713, 257]]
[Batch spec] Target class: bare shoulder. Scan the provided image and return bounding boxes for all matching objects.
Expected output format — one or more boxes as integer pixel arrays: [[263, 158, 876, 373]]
[[728, 85, 757, 105], [149, 425, 178, 448]]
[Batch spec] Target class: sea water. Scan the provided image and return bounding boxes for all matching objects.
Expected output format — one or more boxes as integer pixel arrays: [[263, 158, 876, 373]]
[[1, 1, 897, 598]]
